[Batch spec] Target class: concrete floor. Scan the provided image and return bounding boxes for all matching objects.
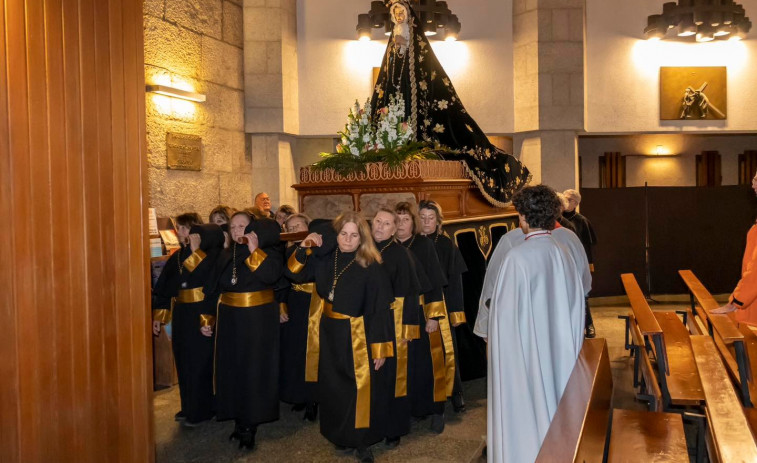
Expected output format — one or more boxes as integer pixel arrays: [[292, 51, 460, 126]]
[[154, 296, 725, 462]]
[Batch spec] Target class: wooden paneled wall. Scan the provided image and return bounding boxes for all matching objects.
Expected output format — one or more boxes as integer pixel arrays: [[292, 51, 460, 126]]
[[0, 0, 153, 461]]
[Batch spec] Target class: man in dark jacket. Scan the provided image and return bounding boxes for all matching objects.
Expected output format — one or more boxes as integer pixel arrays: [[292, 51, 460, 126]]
[[562, 189, 598, 338]]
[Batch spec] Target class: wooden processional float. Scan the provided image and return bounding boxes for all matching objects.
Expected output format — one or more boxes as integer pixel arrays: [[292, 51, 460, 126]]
[[289, 159, 518, 262]]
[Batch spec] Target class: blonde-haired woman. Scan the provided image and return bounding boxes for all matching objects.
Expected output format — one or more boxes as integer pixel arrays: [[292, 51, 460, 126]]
[[287, 211, 395, 463]]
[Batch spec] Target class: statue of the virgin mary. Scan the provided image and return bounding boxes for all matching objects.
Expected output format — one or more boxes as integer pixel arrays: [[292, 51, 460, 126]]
[[370, 0, 530, 207]]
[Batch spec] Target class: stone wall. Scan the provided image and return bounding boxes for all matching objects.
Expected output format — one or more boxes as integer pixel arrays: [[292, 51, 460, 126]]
[[144, 0, 251, 220]]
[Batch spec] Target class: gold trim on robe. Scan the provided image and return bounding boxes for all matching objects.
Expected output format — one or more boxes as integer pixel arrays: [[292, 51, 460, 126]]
[[402, 325, 420, 340], [287, 247, 312, 273], [323, 301, 373, 429], [199, 314, 216, 327], [219, 289, 275, 308], [304, 287, 324, 382], [350, 316, 371, 429], [370, 342, 394, 359], [424, 300, 447, 319], [428, 329, 448, 403], [391, 297, 410, 397], [176, 287, 205, 304], [420, 295, 447, 402], [245, 248, 267, 272], [448, 311, 467, 325], [152, 309, 171, 324], [438, 301, 457, 397], [182, 249, 206, 272]]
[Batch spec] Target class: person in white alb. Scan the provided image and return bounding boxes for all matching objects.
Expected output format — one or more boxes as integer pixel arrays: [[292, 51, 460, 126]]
[[482, 185, 585, 463]]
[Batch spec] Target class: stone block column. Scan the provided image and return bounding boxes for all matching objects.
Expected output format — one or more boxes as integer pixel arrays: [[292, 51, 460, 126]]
[[244, 0, 299, 208], [513, 0, 584, 193]]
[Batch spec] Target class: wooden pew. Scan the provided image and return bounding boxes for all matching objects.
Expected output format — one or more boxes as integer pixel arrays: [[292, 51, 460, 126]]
[[621, 273, 705, 410], [679, 269, 755, 407], [607, 409, 688, 463], [628, 314, 663, 411], [690, 335, 757, 462], [537, 338, 687, 462]]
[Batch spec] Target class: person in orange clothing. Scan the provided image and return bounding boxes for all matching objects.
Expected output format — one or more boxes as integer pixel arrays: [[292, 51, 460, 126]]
[[712, 170, 757, 323]]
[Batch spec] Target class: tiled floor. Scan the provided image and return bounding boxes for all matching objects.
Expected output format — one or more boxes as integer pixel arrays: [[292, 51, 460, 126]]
[[154, 296, 725, 462]]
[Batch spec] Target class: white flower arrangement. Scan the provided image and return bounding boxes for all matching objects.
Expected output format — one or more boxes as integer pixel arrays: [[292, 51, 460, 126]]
[[315, 92, 440, 176], [335, 93, 413, 156]]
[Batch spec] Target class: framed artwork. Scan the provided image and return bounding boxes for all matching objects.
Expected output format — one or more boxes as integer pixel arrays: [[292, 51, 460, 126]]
[[660, 66, 727, 120]]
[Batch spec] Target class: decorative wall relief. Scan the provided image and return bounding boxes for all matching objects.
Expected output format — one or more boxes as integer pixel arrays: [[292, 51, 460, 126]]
[[660, 67, 727, 120]]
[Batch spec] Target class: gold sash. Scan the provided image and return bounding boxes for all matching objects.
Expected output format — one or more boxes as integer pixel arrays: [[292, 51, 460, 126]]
[[176, 287, 205, 304], [392, 297, 409, 397], [219, 289, 274, 308], [323, 301, 372, 429], [438, 299, 456, 397], [421, 295, 448, 402], [304, 284, 324, 383]]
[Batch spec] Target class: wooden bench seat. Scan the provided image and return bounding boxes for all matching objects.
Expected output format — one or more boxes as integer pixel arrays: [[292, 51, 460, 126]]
[[653, 311, 705, 406], [679, 269, 755, 407], [690, 335, 757, 462], [536, 338, 613, 462], [621, 273, 704, 409], [607, 409, 688, 463], [537, 338, 689, 462]]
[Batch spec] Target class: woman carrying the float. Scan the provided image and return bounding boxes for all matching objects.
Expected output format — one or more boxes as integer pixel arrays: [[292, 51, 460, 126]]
[[208, 212, 283, 451], [152, 215, 225, 427], [288, 211, 395, 463], [370, 208, 422, 448], [278, 214, 321, 422], [394, 201, 450, 434], [419, 199, 474, 413]]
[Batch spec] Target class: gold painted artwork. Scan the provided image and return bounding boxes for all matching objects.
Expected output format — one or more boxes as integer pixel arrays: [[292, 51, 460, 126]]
[[660, 67, 727, 120]]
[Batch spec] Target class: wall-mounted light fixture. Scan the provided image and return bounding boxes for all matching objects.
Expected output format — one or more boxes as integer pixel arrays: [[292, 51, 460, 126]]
[[644, 0, 752, 42], [626, 145, 681, 157], [146, 84, 206, 103], [356, 0, 461, 41]]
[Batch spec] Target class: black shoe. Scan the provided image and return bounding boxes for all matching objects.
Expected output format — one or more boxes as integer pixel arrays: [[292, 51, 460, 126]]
[[238, 426, 256, 451], [174, 411, 186, 422], [452, 392, 466, 413], [482, 445, 487, 458], [385, 436, 401, 448], [334, 444, 353, 455], [585, 323, 596, 338], [355, 447, 374, 463], [430, 414, 445, 434], [304, 402, 318, 422], [291, 403, 306, 412], [229, 423, 244, 441]]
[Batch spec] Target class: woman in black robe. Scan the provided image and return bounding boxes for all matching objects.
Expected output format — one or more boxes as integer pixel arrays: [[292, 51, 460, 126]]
[[394, 201, 450, 433], [278, 214, 320, 421], [287, 212, 395, 463], [370, 0, 530, 207], [152, 214, 223, 426], [419, 200, 486, 411], [370, 208, 421, 447], [208, 212, 283, 450]]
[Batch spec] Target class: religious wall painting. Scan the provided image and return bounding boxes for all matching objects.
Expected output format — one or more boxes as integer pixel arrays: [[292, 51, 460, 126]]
[[660, 67, 727, 120]]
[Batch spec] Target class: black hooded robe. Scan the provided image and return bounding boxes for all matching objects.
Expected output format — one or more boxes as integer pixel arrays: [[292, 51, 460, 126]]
[[375, 238, 421, 439], [287, 243, 395, 449], [399, 234, 449, 417], [209, 219, 283, 428], [152, 224, 225, 423]]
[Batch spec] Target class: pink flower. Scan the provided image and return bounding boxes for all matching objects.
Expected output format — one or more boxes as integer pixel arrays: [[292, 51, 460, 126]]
[[381, 107, 389, 115], [401, 122, 409, 131], [336, 143, 343, 151]]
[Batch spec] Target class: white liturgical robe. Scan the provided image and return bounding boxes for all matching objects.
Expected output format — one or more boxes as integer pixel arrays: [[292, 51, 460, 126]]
[[486, 231, 585, 463]]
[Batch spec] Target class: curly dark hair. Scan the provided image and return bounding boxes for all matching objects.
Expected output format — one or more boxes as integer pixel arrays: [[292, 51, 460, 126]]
[[175, 212, 203, 228], [511, 185, 561, 230]]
